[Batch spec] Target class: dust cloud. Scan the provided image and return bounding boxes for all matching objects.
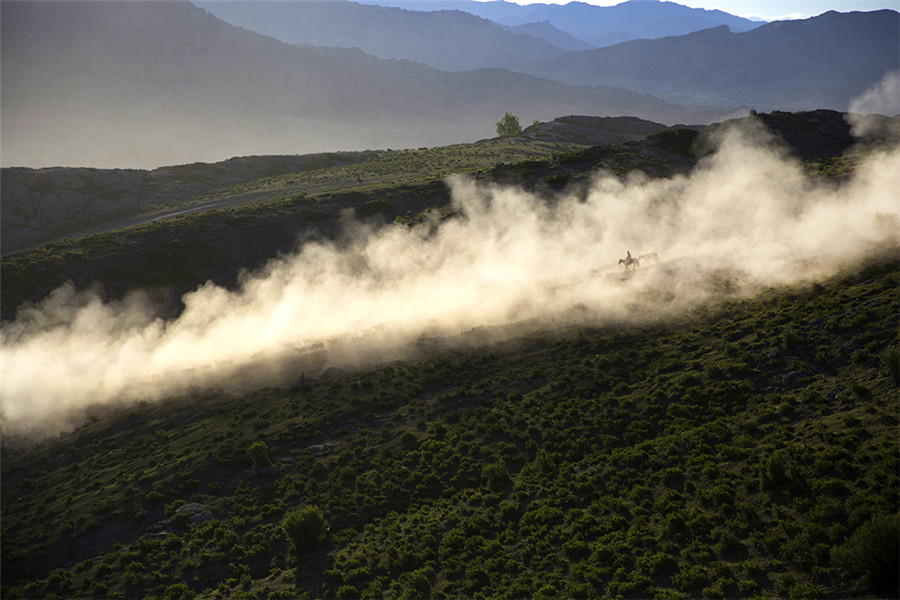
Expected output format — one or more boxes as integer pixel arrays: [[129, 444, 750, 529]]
[[2, 120, 898, 439], [846, 69, 900, 139]]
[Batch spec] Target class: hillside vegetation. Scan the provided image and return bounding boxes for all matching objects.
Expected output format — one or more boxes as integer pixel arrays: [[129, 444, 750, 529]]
[[1, 131, 594, 255], [2, 110, 899, 599], [1, 256, 897, 599], [1, 115, 672, 320]]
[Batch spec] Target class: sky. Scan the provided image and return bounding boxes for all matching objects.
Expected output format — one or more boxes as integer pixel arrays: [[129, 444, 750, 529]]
[[667, 0, 898, 20], [499, 0, 900, 21]]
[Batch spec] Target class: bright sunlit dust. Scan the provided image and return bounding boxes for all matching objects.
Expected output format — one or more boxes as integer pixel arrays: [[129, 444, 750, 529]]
[[2, 118, 899, 439]]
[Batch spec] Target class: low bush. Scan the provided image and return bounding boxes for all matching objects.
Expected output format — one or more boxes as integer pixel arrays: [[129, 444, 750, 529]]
[[481, 462, 510, 491], [882, 347, 899, 385], [246, 441, 271, 469], [833, 512, 899, 595], [283, 506, 327, 554]]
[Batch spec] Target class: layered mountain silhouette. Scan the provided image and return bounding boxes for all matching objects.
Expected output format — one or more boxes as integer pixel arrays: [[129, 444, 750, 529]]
[[356, 0, 762, 47], [520, 10, 900, 110], [193, 0, 575, 71], [504, 21, 595, 52], [3, 0, 897, 170], [0, 0, 712, 169]]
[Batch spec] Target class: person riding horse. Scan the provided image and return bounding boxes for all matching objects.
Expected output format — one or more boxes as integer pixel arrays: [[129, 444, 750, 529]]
[[619, 251, 639, 271]]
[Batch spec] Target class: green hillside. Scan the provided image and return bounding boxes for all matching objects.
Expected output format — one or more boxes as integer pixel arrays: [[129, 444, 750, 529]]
[[2, 129, 605, 320], [2, 257, 897, 599], [1, 110, 898, 599]]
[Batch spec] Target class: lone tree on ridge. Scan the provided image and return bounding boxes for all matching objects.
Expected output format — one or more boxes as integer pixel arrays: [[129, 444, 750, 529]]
[[496, 112, 522, 138]]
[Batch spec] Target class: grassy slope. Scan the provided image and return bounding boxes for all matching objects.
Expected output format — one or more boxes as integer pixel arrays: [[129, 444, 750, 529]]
[[1, 137, 591, 322], [2, 137, 583, 256], [1, 257, 897, 599]]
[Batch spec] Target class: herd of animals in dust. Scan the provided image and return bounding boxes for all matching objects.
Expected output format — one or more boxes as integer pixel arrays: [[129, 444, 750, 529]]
[[618, 250, 660, 271]]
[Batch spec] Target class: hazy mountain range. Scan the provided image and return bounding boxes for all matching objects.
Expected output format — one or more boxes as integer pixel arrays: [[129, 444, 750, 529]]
[[0, 0, 712, 168], [193, 0, 762, 69], [351, 0, 763, 47], [192, 0, 576, 71], [520, 10, 900, 109], [1, 0, 897, 169]]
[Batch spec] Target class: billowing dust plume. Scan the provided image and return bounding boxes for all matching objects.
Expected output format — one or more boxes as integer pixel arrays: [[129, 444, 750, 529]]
[[2, 120, 898, 439], [847, 69, 900, 138]]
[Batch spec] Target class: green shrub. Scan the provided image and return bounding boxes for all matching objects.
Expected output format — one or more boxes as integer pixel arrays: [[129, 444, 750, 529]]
[[672, 564, 709, 592], [533, 449, 554, 475], [544, 173, 570, 186], [295, 207, 330, 222], [335, 584, 359, 599], [759, 452, 798, 492], [358, 199, 391, 217], [788, 581, 824, 599], [163, 583, 193, 599], [283, 506, 327, 554], [882, 347, 899, 385], [481, 461, 510, 491], [246, 441, 271, 469], [833, 513, 900, 594], [782, 325, 802, 351], [143, 490, 164, 505]]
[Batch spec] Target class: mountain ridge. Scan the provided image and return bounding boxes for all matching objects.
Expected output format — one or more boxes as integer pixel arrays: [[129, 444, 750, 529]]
[[520, 9, 900, 110], [354, 0, 762, 46], [0, 0, 714, 169], [193, 0, 574, 71]]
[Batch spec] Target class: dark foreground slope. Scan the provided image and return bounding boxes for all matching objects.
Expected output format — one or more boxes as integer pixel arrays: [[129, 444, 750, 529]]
[[1, 255, 897, 599]]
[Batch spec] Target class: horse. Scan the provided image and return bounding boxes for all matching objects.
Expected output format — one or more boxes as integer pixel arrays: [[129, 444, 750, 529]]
[[639, 252, 659, 263], [618, 256, 640, 271]]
